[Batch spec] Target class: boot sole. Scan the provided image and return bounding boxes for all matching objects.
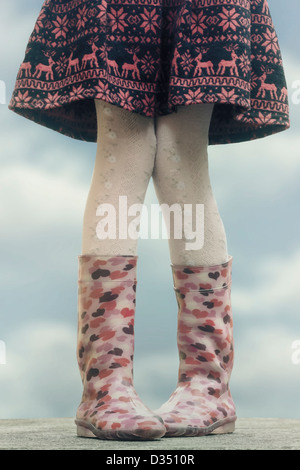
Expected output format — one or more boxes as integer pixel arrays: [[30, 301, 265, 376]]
[[75, 419, 166, 441], [164, 416, 237, 438]]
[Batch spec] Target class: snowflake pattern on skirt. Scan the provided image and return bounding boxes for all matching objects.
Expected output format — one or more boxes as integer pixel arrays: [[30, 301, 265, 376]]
[[9, 0, 290, 144]]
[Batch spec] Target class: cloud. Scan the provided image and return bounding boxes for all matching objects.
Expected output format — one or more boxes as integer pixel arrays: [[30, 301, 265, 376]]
[[0, 321, 81, 419], [209, 130, 300, 208], [0, 2, 42, 81], [232, 325, 300, 418], [208, 52, 300, 205], [0, 163, 86, 239], [134, 352, 179, 410], [232, 249, 300, 317]]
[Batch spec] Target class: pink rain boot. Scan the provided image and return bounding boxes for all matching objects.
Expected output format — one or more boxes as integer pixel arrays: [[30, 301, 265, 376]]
[[155, 256, 237, 437], [75, 254, 166, 440]]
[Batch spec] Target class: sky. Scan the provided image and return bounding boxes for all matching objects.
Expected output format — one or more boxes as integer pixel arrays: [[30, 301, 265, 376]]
[[0, 1, 300, 422]]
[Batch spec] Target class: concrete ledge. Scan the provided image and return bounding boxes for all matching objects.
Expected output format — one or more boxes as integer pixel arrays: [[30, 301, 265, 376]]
[[0, 418, 299, 450]]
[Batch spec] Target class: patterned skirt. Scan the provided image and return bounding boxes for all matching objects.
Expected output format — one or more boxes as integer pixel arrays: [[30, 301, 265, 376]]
[[9, 0, 290, 145]]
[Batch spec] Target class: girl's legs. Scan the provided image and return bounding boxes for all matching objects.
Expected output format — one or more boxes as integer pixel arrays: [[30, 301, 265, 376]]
[[81, 99, 157, 256], [152, 104, 236, 436], [152, 103, 228, 266], [76, 101, 165, 440]]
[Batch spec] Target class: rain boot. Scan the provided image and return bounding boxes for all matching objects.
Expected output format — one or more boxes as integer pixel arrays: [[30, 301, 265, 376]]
[[155, 256, 236, 436], [75, 254, 166, 440]]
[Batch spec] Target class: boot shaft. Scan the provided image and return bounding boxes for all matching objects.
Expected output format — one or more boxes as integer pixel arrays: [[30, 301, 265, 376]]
[[171, 256, 232, 293], [77, 255, 138, 390], [171, 257, 234, 390]]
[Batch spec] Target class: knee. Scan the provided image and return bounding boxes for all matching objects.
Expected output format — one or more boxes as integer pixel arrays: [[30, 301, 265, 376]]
[[131, 116, 157, 177], [146, 118, 157, 174], [124, 116, 157, 180]]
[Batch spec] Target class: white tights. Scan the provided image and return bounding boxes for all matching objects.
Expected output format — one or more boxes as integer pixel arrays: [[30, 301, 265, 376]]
[[81, 99, 156, 256], [81, 100, 228, 266], [152, 104, 228, 266]]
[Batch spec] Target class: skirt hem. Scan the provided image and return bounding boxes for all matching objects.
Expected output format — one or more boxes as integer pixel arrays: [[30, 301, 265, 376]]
[[8, 94, 290, 146]]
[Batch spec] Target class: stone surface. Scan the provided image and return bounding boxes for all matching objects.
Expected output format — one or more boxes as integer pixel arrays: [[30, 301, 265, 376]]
[[0, 418, 300, 450]]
